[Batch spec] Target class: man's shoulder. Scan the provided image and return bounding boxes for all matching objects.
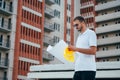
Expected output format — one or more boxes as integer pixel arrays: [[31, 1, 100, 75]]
[[87, 29, 96, 34]]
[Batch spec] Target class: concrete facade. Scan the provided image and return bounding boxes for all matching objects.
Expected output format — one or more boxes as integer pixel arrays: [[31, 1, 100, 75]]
[[0, 0, 16, 79], [95, 0, 120, 62]]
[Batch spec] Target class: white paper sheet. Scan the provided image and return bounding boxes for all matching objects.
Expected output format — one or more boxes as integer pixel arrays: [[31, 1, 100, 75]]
[[47, 45, 53, 51], [47, 40, 73, 64]]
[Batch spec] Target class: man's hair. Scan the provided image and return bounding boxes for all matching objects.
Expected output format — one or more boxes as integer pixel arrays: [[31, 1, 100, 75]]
[[74, 16, 85, 23]]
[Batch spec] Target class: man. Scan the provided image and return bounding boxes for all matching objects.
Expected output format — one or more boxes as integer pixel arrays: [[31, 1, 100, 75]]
[[68, 16, 97, 80]]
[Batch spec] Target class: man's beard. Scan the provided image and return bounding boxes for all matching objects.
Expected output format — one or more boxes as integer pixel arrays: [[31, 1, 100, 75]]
[[78, 26, 82, 32]]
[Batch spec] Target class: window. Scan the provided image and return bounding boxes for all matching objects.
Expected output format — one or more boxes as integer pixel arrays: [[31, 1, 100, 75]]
[[0, 0, 2, 7], [0, 52, 1, 61], [102, 24, 104, 27], [102, 35, 104, 38], [55, 0, 61, 5], [67, 4, 71, 11], [5, 54, 8, 66], [105, 35, 108, 37], [102, 34, 108, 39], [21, 43, 24, 52], [115, 7, 120, 12], [1, 17, 4, 27], [3, 1, 6, 9], [54, 23, 60, 31], [106, 59, 109, 61], [102, 59, 109, 62], [67, 29, 70, 35], [115, 32, 120, 36], [101, 0, 107, 4], [53, 36, 60, 43], [103, 59, 105, 62], [9, 2, 13, 12], [23, 62, 26, 71], [58, 24, 60, 31], [30, 46, 32, 54], [0, 35, 3, 45], [115, 19, 120, 24], [3, 72, 7, 79], [117, 58, 120, 61], [24, 44, 26, 53], [116, 44, 120, 49], [8, 18, 11, 29], [101, 12, 107, 15], [118, 20, 120, 23], [105, 24, 108, 26], [102, 47, 108, 51], [6, 35, 10, 47], [54, 9, 60, 18], [67, 16, 71, 23], [102, 23, 108, 27], [116, 33, 118, 36], [118, 7, 120, 11], [22, 44, 25, 52]]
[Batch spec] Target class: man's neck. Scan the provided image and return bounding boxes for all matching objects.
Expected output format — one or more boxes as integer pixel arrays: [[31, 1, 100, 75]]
[[81, 26, 87, 34]]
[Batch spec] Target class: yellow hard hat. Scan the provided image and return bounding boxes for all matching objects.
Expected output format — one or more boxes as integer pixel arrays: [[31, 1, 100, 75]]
[[63, 47, 75, 62]]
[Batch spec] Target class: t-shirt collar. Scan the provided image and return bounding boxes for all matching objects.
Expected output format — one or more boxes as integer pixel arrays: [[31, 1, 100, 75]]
[[80, 28, 89, 35]]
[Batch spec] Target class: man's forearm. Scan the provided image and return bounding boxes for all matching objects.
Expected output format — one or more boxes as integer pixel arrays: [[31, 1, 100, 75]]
[[68, 45, 97, 55], [75, 47, 96, 55]]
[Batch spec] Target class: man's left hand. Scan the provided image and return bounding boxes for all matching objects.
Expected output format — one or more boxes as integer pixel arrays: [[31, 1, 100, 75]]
[[68, 45, 77, 51]]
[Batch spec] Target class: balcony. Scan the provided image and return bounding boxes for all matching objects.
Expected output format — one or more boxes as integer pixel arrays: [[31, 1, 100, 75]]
[[81, 12, 94, 19], [95, 12, 120, 22], [45, 6, 54, 18], [44, 22, 54, 32], [96, 24, 120, 34], [95, 0, 120, 11], [43, 49, 54, 61], [43, 36, 54, 46], [45, 0, 55, 5], [97, 36, 120, 46], [0, 40, 10, 50], [81, 1, 94, 9], [0, 2, 13, 16], [0, 21, 12, 33], [96, 49, 120, 58], [86, 23, 94, 29], [0, 58, 8, 69]]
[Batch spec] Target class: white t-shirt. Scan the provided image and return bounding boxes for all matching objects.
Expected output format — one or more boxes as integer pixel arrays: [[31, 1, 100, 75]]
[[75, 29, 97, 71]]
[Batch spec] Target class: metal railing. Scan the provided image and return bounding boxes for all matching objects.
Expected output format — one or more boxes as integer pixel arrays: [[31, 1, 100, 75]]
[[0, 40, 10, 48], [45, 0, 55, 5], [0, 21, 12, 31], [0, 58, 8, 67], [45, 5, 54, 17], [44, 36, 54, 45], [43, 49, 54, 60], [44, 22, 54, 31], [0, 2, 13, 12]]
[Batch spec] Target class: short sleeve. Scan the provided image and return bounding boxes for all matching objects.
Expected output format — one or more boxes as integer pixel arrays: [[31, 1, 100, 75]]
[[89, 31, 97, 47]]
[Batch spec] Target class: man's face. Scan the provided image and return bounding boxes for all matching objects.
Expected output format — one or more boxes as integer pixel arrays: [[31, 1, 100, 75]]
[[73, 20, 83, 32]]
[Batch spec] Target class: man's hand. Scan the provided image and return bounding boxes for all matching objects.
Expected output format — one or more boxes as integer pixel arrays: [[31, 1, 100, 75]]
[[68, 45, 77, 51]]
